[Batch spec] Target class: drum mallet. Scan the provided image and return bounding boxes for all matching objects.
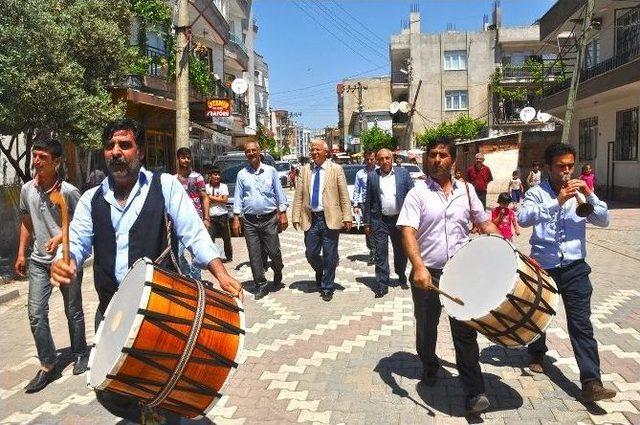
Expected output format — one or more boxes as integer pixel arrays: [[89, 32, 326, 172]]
[[429, 286, 464, 306]]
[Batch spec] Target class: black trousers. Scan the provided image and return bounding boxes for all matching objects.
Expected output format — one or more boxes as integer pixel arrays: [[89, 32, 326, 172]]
[[210, 214, 233, 260], [243, 211, 283, 286], [411, 268, 485, 396], [476, 191, 487, 210], [372, 214, 407, 290]]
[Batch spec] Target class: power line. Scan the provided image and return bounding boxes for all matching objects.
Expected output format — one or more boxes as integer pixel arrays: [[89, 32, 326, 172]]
[[291, 0, 384, 67], [269, 65, 387, 96], [330, 0, 389, 45], [310, 0, 388, 57]]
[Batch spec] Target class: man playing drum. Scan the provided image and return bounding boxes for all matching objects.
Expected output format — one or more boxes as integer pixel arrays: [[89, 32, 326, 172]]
[[397, 136, 500, 415], [517, 142, 616, 402], [50, 118, 242, 423]]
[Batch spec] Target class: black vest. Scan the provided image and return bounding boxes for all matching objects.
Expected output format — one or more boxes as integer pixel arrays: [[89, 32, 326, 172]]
[[91, 173, 178, 314]]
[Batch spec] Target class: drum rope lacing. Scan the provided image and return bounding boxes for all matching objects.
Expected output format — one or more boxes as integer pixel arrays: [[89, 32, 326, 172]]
[[146, 279, 206, 408]]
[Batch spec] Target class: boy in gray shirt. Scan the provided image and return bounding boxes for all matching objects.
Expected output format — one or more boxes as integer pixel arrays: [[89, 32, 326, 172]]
[[15, 139, 87, 393]]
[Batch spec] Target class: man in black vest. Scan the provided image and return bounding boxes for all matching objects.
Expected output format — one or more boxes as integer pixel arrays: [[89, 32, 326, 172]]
[[51, 118, 242, 422]]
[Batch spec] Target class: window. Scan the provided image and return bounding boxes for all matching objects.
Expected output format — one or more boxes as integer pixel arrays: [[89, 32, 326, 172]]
[[615, 6, 640, 55], [444, 50, 467, 70], [445, 90, 468, 110], [585, 37, 600, 68], [616, 107, 639, 161], [579, 117, 598, 161]]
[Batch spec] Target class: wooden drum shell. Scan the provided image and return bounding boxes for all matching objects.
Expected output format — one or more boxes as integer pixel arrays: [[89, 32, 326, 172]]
[[89, 260, 244, 418]]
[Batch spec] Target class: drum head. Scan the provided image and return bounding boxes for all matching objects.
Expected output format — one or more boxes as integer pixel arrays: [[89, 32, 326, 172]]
[[88, 259, 152, 389], [440, 235, 518, 321]]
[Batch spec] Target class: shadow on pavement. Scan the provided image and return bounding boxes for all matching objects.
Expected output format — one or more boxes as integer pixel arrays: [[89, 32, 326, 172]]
[[288, 280, 345, 293], [346, 254, 369, 263], [375, 351, 524, 421], [479, 346, 607, 415], [355, 276, 403, 295]]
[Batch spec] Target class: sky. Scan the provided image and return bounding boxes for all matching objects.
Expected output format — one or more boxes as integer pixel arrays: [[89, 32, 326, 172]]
[[253, 0, 557, 130]]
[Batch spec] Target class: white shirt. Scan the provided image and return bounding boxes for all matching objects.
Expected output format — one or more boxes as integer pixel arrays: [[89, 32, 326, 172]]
[[379, 170, 399, 216], [309, 161, 327, 212], [205, 183, 229, 217]]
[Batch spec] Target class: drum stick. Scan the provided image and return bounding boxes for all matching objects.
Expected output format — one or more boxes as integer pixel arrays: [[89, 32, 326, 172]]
[[49, 190, 70, 265], [429, 286, 464, 306]]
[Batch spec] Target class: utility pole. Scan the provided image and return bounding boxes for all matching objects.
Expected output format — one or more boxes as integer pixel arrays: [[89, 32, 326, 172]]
[[403, 79, 422, 149], [346, 82, 368, 152], [561, 0, 596, 144], [175, 0, 191, 150]]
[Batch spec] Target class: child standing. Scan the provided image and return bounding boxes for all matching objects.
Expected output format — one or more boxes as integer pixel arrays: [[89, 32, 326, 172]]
[[527, 161, 542, 188], [508, 170, 523, 204], [492, 192, 520, 241], [580, 163, 595, 191], [454, 168, 465, 183]]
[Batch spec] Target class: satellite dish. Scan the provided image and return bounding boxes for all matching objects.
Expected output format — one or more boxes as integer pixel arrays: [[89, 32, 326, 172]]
[[231, 78, 249, 95], [398, 101, 410, 114], [537, 111, 551, 123], [519, 106, 537, 123], [389, 101, 400, 114]]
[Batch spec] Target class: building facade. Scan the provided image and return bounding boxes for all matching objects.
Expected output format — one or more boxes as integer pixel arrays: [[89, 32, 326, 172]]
[[537, 0, 639, 202]]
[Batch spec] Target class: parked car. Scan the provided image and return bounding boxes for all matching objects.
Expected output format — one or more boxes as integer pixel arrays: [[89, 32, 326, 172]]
[[216, 151, 279, 219], [401, 163, 425, 180], [275, 161, 292, 187], [341, 164, 365, 232]]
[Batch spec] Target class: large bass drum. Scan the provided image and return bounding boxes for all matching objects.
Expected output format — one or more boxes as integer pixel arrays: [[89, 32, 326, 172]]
[[440, 235, 558, 348], [87, 258, 245, 418]]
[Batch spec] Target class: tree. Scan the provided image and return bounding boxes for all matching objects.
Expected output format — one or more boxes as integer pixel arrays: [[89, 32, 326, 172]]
[[0, 0, 135, 182], [360, 125, 396, 151], [417, 115, 486, 148]]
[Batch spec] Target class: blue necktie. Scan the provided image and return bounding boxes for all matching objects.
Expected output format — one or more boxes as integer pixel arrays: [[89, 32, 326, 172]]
[[311, 166, 320, 209]]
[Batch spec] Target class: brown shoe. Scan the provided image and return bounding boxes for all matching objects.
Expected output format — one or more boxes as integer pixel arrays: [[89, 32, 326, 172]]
[[582, 380, 616, 402], [528, 354, 544, 374]]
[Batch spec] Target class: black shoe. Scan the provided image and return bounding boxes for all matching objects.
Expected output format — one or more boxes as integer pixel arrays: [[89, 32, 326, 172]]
[[24, 368, 59, 393], [321, 291, 333, 302], [273, 270, 283, 289], [254, 283, 269, 300], [420, 370, 437, 387], [73, 353, 89, 375], [466, 393, 490, 415], [374, 287, 388, 298]]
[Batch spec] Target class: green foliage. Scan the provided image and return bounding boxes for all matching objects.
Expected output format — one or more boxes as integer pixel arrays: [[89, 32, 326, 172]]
[[0, 0, 132, 181], [360, 126, 396, 151], [490, 58, 569, 101], [417, 115, 486, 148]]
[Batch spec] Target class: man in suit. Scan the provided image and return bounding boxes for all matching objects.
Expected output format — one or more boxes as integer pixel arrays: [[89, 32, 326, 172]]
[[363, 148, 414, 298], [292, 140, 352, 302]]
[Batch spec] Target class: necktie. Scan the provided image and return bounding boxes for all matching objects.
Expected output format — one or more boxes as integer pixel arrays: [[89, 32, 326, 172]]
[[311, 165, 320, 209]]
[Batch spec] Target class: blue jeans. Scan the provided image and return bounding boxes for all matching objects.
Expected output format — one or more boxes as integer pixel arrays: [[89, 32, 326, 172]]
[[373, 215, 407, 290], [304, 213, 339, 292], [528, 260, 601, 383], [28, 259, 86, 366], [178, 241, 202, 281]]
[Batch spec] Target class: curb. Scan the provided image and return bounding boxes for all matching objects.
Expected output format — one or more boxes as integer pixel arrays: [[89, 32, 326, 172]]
[[0, 287, 20, 304]]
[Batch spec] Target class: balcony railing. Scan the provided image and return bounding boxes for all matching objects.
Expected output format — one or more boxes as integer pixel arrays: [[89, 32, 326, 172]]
[[543, 44, 640, 97], [146, 45, 167, 77], [228, 31, 248, 54], [498, 64, 565, 80], [391, 71, 409, 85]]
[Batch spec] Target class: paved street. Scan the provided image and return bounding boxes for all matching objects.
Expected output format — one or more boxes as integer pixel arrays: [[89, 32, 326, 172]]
[[1, 201, 639, 425]]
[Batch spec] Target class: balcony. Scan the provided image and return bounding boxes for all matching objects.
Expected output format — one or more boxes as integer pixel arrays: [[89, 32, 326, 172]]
[[190, 0, 230, 43], [497, 64, 565, 83], [542, 44, 640, 99], [391, 70, 409, 85], [225, 31, 249, 70]]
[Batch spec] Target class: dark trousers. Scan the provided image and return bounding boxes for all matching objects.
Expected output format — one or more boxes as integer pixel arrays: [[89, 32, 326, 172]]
[[411, 268, 485, 396], [528, 260, 601, 383], [373, 214, 407, 290], [210, 214, 232, 260], [365, 232, 375, 253], [28, 259, 86, 365], [304, 213, 340, 292], [476, 191, 487, 210], [243, 211, 283, 287]]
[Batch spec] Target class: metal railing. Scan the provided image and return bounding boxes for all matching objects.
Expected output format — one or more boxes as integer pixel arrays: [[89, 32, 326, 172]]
[[543, 44, 640, 97], [498, 64, 564, 80], [391, 71, 409, 85], [228, 31, 248, 54], [146, 45, 167, 77]]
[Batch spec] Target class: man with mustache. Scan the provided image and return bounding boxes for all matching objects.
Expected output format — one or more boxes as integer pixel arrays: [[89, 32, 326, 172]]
[[517, 142, 615, 402], [15, 138, 88, 393], [398, 136, 499, 415], [50, 118, 241, 422]]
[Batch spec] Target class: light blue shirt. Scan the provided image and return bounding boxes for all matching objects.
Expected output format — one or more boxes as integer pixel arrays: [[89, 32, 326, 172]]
[[65, 167, 221, 284], [352, 166, 376, 206], [233, 162, 288, 215], [516, 179, 609, 269]]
